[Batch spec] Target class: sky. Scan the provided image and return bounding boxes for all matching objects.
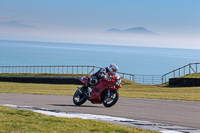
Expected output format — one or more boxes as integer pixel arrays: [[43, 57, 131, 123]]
[[0, 0, 200, 49]]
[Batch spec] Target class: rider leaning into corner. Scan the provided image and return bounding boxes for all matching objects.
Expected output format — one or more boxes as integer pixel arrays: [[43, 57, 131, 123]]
[[80, 63, 120, 92]]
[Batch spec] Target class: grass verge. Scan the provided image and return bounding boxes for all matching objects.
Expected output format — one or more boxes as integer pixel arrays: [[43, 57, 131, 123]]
[[0, 105, 157, 133], [181, 73, 200, 78]]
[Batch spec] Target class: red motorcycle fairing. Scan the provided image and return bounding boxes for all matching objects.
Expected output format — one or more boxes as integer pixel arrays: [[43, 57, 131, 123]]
[[78, 75, 120, 104], [79, 76, 90, 84], [90, 76, 117, 103]]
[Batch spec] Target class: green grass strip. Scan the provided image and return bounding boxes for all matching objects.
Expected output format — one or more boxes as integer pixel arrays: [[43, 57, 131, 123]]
[[0, 106, 157, 133]]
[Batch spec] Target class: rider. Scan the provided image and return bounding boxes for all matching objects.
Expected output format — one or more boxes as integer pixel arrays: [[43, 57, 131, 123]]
[[80, 63, 119, 91]]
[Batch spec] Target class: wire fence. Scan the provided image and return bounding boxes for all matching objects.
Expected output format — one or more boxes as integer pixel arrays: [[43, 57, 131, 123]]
[[162, 63, 200, 83], [0, 65, 162, 84]]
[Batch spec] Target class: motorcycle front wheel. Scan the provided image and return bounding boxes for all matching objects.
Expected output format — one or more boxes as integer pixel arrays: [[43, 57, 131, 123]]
[[73, 90, 87, 105], [103, 90, 119, 107]]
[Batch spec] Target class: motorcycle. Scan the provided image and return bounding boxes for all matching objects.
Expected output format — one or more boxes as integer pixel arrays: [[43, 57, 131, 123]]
[[73, 73, 121, 107]]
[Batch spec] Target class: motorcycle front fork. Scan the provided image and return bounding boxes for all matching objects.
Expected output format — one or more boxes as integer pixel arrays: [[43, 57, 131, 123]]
[[107, 90, 111, 97], [78, 87, 92, 100]]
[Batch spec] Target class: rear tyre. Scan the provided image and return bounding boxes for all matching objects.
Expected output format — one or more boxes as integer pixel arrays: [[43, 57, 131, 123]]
[[73, 90, 87, 105], [103, 90, 119, 107]]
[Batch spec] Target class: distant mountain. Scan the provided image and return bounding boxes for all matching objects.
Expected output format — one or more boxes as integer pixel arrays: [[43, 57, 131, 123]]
[[0, 21, 36, 29], [105, 27, 158, 35]]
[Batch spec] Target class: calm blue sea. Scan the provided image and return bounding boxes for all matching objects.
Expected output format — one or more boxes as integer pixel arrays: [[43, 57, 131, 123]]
[[1, 40, 200, 75]]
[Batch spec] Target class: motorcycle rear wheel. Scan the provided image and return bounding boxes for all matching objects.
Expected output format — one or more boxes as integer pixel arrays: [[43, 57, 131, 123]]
[[73, 90, 87, 105], [103, 90, 119, 107]]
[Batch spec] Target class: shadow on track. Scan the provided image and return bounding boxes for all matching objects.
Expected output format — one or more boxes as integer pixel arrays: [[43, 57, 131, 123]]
[[49, 104, 103, 108]]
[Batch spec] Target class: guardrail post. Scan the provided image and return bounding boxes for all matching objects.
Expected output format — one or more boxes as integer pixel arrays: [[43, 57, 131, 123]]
[[173, 70, 175, 77], [184, 66, 185, 76], [37, 66, 39, 73], [196, 63, 198, 73], [67, 66, 69, 74], [72, 66, 74, 74], [189, 63, 191, 74]]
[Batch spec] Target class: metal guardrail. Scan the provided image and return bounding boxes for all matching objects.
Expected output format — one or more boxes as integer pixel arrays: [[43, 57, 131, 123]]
[[0, 65, 162, 84], [162, 63, 200, 83]]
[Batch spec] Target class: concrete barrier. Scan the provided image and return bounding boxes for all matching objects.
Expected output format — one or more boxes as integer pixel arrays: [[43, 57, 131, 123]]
[[169, 78, 200, 87], [0, 76, 83, 85]]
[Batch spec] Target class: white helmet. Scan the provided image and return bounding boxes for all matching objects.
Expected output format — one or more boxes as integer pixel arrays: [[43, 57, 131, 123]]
[[108, 63, 118, 74]]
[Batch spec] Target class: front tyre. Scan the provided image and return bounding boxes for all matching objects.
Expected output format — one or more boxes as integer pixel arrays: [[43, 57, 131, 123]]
[[103, 90, 119, 107], [73, 90, 87, 105]]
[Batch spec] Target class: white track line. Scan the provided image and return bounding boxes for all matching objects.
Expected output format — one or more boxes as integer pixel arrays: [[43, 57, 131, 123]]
[[1, 104, 200, 133]]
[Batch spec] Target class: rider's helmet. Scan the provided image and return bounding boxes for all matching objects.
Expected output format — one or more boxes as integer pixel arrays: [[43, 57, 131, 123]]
[[108, 63, 118, 74]]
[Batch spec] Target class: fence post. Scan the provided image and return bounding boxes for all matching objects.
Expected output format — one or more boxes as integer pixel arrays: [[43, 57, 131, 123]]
[[196, 63, 198, 73], [46, 66, 47, 73], [77, 66, 79, 74], [173, 70, 175, 77], [179, 68, 180, 77], [93, 66, 95, 74], [72, 66, 74, 74], [37, 66, 39, 73], [184, 66, 185, 76], [189, 63, 191, 74], [87, 66, 89, 74]]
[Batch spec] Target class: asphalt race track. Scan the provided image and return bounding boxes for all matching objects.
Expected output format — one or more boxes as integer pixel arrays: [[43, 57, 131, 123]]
[[0, 93, 200, 130]]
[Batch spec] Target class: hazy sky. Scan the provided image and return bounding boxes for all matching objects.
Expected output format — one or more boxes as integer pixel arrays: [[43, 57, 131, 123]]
[[0, 0, 200, 49]]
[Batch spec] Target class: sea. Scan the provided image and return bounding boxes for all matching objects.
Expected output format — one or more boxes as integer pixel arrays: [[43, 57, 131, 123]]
[[1, 39, 200, 76]]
